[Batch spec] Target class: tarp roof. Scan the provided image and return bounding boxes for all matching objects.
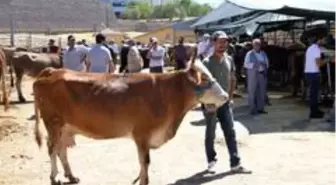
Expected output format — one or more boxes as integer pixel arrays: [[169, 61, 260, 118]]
[[191, 1, 253, 28], [199, 12, 303, 36], [227, 0, 335, 20], [171, 17, 200, 30], [192, 0, 335, 28]]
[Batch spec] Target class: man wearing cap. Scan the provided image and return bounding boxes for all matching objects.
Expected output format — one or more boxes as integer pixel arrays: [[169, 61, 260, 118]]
[[202, 31, 251, 173], [62, 35, 89, 72], [147, 37, 165, 73], [244, 38, 269, 115], [87, 33, 114, 73]]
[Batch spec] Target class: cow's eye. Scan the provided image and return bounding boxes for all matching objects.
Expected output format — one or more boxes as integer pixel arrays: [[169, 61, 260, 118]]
[[200, 74, 210, 83]]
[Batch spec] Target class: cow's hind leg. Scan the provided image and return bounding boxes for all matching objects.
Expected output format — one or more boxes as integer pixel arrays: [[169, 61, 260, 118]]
[[133, 140, 150, 185], [57, 127, 80, 184], [14, 67, 26, 102], [45, 118, 63, 185]]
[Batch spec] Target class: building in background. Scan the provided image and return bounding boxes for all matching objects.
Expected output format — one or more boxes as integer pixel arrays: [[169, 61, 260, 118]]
[[109, 0, 177, 18], [133, 17, 199, 44]]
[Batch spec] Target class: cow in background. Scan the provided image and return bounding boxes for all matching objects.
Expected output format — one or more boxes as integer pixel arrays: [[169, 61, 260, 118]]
[[0, 47, 9, 110], [11, 51, 61, 102]]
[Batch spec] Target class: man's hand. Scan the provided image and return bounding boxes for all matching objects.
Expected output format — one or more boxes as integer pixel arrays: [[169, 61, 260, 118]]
[[331, 55, 335, 63], [229, 99, 234, 106], [204, 104, 217, 113]]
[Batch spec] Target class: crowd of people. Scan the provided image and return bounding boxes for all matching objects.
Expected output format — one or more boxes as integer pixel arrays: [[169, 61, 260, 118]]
[[41, 30, 334, 172], [46, 34, 178, 74]]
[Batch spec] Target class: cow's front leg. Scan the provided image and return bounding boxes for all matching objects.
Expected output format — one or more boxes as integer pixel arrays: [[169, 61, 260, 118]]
[[58, 130, 79, 184], [133, 141, 150, 185]]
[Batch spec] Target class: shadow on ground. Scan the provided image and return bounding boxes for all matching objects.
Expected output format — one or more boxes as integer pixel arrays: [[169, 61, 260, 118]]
[[191, 98, 335, 134], [167, 170, 251, 185]]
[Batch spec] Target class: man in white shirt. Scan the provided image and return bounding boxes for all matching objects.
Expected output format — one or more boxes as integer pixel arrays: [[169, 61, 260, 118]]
[[147, 37, 165, 73], [244, 38, 269, 115], [127, 40, 143, 73], [108, 40, 119, 55], [87, 33, 114, 73], [304, 36, 326, 118], [197, 33, 213, 60], [62, 35, 89, 72]]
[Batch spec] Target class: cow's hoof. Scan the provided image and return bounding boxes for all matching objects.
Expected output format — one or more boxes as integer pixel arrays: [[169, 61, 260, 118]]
[[67, 176, 80, 184], [18, 97, 26, 103]]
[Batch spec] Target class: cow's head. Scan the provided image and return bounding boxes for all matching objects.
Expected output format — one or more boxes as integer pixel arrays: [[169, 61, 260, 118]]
[[186, 58, 228, 108]]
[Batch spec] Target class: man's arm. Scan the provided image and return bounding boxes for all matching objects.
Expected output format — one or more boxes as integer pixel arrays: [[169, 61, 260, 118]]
[[106, 49, 114, 73], [264, 52, 269, 68], [146, 49, 152, 59], [229, 57, 237, 99], [243, 51, 253, 69], [86, 55, 91, 72], [315, 48, 325, 67]]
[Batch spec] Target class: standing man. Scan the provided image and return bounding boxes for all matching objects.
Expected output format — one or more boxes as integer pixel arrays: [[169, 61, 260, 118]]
[[304, 36, 325, 118], [108, 40, 120, 56], [147, 37, 165, 73], [87, 33, 114, 73], [81, 39, 89, 47], [202, 31, 250, 173], [127, 40, 143, 73], [119, 39, 130, 73], [62, 35, 89, 72], [174, 36, 189, 70], [197, 33, 213, 60], [244, 39, 269, 115], [47, 39, 59, 54]]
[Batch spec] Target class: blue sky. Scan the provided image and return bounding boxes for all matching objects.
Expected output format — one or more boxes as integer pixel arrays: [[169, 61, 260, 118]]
[[194, 0, 223, 7]]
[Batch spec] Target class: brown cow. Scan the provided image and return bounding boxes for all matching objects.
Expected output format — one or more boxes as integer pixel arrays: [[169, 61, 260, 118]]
[[11, 51, 61, 102], [0, 47, 9, 111], [33, 59, 228, 185]]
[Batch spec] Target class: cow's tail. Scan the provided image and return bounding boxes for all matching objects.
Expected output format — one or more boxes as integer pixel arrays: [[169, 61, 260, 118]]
[[33, 83, 42, 148]]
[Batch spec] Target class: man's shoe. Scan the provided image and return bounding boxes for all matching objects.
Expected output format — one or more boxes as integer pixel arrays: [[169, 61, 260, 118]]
[[207, 160, 217, 171], [250, 111, 258, 115], [258, 110, 268, 114], [309, 112, 324, 119], [316, 110, 325, 114], [231, 165, 252, 174]]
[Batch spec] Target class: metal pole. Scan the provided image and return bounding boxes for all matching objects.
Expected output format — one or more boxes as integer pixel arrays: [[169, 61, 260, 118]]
[[105, 4, 110, 28], [9, 6, 15, 47]]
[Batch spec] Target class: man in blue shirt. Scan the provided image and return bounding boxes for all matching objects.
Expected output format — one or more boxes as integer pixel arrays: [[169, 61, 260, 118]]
[[244, 39, 269, 115], [202, 31, 251, 173]]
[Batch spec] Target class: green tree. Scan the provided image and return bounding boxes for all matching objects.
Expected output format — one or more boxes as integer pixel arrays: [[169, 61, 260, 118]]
[[123, 0, 212, 20], [123, 1, 152, 19]]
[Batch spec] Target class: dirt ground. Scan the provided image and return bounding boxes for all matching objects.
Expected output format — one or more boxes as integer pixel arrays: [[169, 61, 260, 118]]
[[0, 80, 335, 185]]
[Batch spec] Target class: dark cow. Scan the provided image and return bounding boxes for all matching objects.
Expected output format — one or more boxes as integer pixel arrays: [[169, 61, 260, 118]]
[[11, 51, 61, 102]]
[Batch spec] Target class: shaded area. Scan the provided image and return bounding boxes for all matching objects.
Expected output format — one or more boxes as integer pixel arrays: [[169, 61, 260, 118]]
[[191, 98, 335, 134]]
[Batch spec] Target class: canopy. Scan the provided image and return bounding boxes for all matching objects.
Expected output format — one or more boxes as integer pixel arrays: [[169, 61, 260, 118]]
[[198, 12, 303, 36], [227, 0, 335, 20], [191, 1, 253, 28]]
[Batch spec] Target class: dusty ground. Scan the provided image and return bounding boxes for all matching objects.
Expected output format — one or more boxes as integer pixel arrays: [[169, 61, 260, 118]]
[[0, 80, 335, 185]]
